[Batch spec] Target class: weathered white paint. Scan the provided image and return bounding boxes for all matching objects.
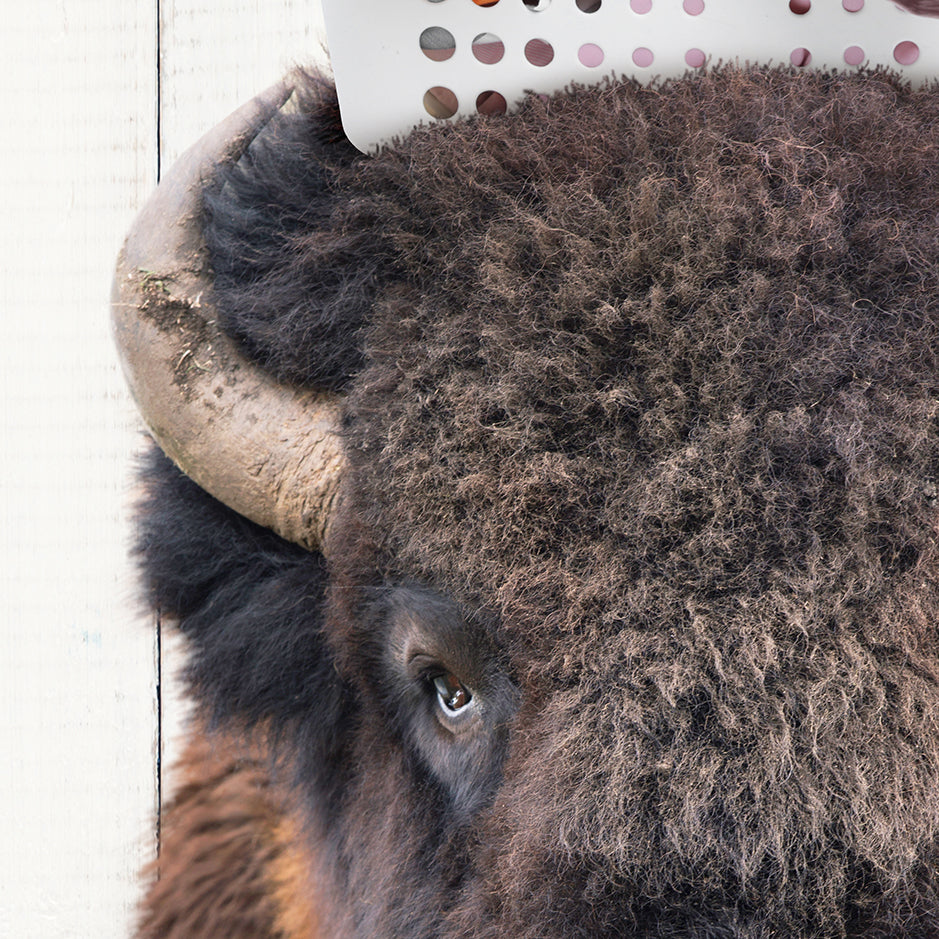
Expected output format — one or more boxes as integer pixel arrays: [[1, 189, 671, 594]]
[[0, 3, 327, 936]]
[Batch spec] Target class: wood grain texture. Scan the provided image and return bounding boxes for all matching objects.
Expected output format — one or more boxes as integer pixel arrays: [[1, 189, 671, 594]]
[[0, 2, 327, 936], [0, 3, 158, 936], [160, 0, 329, 168]]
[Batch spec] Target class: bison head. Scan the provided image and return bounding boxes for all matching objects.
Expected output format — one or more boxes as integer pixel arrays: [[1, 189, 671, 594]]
[[115, 65, 939, 937]]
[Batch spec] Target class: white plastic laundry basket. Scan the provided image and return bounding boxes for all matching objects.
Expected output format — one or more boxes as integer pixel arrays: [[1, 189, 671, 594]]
[[322, 0, 939, 152]]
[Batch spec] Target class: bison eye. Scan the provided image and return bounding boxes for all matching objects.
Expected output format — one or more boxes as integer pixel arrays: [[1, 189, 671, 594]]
[[433, 672, 473, 713]]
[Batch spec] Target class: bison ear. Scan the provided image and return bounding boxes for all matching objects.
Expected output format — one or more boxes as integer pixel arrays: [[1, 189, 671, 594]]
[[135, 445, 339, 727], [204, 69, 380, 391]]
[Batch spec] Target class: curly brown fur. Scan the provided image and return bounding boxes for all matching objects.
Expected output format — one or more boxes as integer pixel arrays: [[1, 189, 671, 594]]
[[340, 67, 939, 937], [138, 65, 939, 937]]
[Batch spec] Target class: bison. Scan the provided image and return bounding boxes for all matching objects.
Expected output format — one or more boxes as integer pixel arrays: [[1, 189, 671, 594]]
[[114, 60, 939, 937]]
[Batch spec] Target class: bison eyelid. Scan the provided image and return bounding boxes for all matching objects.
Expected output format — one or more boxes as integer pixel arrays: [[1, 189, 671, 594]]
[[405, 651, 448, 679]]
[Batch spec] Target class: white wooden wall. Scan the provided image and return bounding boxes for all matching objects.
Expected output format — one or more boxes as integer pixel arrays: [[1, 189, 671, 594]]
[[0, 3, 327, 936]]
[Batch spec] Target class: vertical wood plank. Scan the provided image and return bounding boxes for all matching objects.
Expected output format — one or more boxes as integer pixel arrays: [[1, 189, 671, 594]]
[[160, 0, 329, 168], [0, 2, 159, 937], [156, 0, 330, 795]]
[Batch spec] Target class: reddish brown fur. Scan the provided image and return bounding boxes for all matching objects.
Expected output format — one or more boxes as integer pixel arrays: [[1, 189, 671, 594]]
[[136, 722, 321, 938]]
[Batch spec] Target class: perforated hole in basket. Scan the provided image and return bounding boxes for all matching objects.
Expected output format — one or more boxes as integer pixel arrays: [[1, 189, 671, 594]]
[[476, 90, 508, 114], [473, 32, 505, 63], [578, 43, 604, 67], [423, 86, 459, 119], [525, 38, 555, 66], [420, 26, 455, 62]]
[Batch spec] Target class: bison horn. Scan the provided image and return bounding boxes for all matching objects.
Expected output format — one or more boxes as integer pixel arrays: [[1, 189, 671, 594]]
[[111, 80, 345, 553]]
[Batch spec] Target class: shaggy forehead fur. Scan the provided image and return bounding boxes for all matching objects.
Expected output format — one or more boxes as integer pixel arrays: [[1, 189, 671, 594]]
[[199, 66, 939, 935]]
